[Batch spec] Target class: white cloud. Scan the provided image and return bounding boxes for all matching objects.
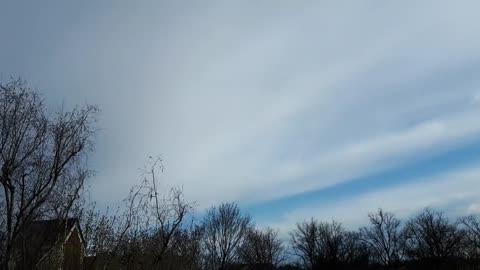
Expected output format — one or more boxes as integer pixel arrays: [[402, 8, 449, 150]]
[[474, 93, 480, 102], [2, 1, 480, 213], [468, 203, 480, 214], [266, 165, 480, 237], [242, 108, 480, 204], [146, 1, 480, 207]]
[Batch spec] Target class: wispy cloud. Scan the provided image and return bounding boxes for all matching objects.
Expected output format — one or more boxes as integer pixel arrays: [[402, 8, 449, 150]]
[[266, 164, 480, 236], [1, 1, 480, 222], [468, 203, 480, 215]]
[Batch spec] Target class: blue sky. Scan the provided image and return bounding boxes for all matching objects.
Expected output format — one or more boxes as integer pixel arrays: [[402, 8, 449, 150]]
[[1, 1, 480, 233]]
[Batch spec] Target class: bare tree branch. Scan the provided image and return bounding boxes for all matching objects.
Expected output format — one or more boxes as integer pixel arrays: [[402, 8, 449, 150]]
[[0, 78, 97, 269]]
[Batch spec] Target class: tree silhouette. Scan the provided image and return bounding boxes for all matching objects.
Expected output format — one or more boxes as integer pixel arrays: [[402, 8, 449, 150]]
[[0, 79, 97, 269], [239, 227, 286, 270], [360, 209, 403, 268], [201, 202, 251, 270], [402, 209, 466, 269]]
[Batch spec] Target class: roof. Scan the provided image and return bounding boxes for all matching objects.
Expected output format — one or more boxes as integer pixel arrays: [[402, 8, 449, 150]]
[[12, 218, 85, 268], [16, 218, 84, 250], [32, 218, 76, 241]]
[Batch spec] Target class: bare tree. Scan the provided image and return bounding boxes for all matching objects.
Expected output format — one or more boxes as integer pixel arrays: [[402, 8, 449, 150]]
[[80, 203, 136, 270], [80, 157, 194, 270], [290, 219, 319, 270], [239, 227, 286, 270], [201, 202, 252, 270], [0, 79, 97, 269], [341, 231, 370, 267], [317, 220, 346, 265], [360, 209, 403, 268], [130, 156, 195, 267], [290, 219, 369, 270], [402, 209, 466, 269], [170, 223, 204, 270], [458, 215, 480, 260]]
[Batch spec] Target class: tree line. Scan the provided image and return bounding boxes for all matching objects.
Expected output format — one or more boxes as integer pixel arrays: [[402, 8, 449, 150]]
[[1, 79, 479, 270]]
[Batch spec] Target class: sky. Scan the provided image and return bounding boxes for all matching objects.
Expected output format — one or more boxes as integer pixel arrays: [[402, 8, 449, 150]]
[[1, 1, 480, 234]]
